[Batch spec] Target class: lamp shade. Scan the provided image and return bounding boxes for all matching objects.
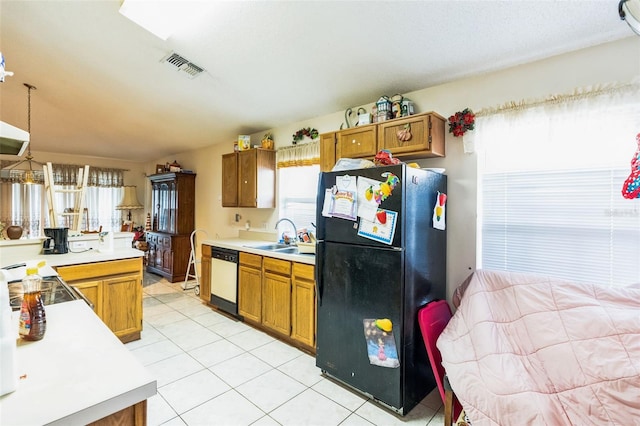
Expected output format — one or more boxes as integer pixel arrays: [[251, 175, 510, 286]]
[[116, 186, 143, 210], [620, 0, 640, 35]]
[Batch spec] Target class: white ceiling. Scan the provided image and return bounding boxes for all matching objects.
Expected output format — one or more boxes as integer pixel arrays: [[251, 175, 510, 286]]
[[0, 0, 633, 162]]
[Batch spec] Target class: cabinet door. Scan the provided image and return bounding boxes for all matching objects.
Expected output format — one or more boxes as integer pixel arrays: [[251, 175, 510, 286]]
[[102, 274, 142, 340], [378, 112, 445, 158], [71, 279, 103, 318], [337, 125, 377, 158], [238, 265, 262, 323], [222, 153, 238, 207], [320, 132, 336, 172], [238, 150, 257, 207], [291, 263, 315, 348], [262, 271, 291, 336], [200, 244, 212, 302]]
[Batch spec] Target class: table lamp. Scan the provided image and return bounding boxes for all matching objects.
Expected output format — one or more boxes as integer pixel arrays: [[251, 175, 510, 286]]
[[116, 186, 143, 221]]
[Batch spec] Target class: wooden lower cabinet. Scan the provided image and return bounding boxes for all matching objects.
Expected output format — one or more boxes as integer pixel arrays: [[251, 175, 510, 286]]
[[199, 244, 212, 302], [234, 250, 316, 352], [146, 232, 190, 283], [291, 263, 316, 349], [238, 252, 262, 323], [262, 258, 291, 336], [88, 400, 146, 426], [56, 258, 143, 343]]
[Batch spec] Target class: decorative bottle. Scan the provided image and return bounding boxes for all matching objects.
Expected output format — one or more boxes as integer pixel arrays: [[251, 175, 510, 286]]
[[18, 264, 46, 341]]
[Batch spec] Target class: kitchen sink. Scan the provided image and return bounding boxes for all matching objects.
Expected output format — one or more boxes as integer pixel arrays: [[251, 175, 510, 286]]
[[273, 247, 300, 254], [243, 243, 314, 256], [244, 243, 290, 251]]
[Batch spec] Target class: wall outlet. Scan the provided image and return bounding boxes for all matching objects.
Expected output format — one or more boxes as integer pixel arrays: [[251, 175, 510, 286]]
[[70, 241, 88, 250]]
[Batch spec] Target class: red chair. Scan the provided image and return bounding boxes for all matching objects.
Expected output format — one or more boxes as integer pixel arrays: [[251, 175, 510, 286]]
[[418, 300, 463, 425]]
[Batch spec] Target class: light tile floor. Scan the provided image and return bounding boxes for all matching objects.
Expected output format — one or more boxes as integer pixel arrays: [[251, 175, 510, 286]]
[[126, 273, 445, 426]]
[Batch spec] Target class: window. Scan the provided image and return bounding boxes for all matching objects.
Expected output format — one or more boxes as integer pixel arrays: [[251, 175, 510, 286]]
[[0, 164, 125, 236], [278, 165, 320, 231], [276, 141, 320, 234], [477, 86, 640, 286]]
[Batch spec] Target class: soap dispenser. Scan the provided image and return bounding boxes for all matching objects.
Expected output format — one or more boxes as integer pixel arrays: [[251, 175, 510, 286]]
[[0, 270, 17, 396]]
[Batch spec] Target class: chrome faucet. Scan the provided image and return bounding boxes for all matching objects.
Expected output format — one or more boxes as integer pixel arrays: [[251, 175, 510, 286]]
[[275, 218, 298, 245]]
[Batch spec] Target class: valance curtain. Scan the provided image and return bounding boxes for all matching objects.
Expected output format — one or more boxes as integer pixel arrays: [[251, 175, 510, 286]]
[[476, 80, 640, 286], [49, 163, 125, 187], [0, 162, 125, 187], [276, 141, 320, 168]]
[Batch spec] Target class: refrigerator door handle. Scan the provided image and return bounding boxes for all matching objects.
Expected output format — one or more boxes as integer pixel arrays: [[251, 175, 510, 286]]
[[315, 241, 324, 306]]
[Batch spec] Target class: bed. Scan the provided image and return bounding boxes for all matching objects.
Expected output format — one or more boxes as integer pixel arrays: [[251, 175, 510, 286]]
[[437, 270, 640, 425]]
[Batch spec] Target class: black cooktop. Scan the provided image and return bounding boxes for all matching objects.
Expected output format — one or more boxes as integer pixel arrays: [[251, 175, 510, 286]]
[[7, 276, 84, 311]]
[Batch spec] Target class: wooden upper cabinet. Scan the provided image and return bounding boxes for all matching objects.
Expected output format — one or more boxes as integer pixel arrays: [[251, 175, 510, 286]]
[[378, 112, 446, 158], [222, 149, 275, 208], [320, 132, 337, 172], [222, 153, 238, 207], [337, 124, 377, 159], [320, 111, 446, 170]]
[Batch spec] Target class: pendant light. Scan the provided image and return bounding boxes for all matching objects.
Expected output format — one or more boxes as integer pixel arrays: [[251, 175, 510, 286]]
[[619, 0, 640, 35], [2, 83, 44, 184]]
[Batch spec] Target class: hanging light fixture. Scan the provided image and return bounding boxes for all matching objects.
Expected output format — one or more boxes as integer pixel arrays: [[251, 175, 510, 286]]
[[1, 83, 44, 184], [619, 0, 640, 35]]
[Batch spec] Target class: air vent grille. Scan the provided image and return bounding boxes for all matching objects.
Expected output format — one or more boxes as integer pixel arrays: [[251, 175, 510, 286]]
[[161, 52, 205, 79]]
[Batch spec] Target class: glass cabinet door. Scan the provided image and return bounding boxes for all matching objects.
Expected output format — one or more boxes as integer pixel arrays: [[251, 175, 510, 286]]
[[168, 180, 176, 234]]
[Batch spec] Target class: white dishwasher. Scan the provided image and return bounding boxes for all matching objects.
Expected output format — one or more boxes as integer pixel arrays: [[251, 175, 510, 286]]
[[209, 246, 238, 316]]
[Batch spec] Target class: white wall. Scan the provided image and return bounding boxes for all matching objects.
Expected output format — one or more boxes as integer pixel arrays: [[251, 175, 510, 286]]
[[150, 37, 640, 300]]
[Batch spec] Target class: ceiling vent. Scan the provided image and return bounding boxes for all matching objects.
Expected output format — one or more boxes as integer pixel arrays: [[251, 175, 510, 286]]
[[161, 52, 204, 79]]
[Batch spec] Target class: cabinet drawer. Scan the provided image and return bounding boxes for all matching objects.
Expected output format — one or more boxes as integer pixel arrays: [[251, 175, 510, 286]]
[[293, 263, 314, 281], [161, 235, 172, 248], [57, 258, 142, 281], [263, 257, 291, 275], [240, 252, 262, 268]]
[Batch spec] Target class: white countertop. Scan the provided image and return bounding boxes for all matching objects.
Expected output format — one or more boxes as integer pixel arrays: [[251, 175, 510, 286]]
[[0, 300, 156, 425], [0, 248, 144, 269], [203, 238, 315, 265]]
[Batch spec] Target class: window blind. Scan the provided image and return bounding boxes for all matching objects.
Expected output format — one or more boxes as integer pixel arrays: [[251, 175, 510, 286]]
[[478, 85, 640, 286]]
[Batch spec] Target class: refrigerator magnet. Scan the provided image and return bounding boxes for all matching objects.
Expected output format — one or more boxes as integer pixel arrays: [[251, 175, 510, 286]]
[[357, 209, 397, 244], [363, 319, 400, 368], [357, 176, 383, 222], [432, 191, 447, 230]]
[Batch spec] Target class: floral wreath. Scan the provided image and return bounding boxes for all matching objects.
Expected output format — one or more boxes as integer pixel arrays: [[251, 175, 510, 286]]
[[448, 108, 475, 137], [292, 127, 319, 145]]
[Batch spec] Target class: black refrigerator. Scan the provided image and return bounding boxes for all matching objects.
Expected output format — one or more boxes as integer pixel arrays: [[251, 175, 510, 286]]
[[315, 164, 447, 415]]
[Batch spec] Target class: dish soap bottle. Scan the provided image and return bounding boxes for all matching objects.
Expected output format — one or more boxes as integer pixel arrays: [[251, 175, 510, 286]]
[[0, 270, 17, 396], [18, 262, 46, 341]]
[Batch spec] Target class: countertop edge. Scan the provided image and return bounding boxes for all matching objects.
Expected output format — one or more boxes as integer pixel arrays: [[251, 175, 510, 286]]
[[0, 248, 144, 269]]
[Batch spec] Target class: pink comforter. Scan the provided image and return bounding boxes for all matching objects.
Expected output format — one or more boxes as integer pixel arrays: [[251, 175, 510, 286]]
[[437, 270, 640, 425]]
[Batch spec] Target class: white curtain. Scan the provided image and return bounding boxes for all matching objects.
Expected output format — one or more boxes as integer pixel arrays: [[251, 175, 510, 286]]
[[1, 164, 126, 237], [476, 82, 640, 286], [276, 141, 320, 230]]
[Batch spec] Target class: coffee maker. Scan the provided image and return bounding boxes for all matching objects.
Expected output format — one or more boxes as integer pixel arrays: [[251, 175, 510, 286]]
[[42, 227, 69, 254]]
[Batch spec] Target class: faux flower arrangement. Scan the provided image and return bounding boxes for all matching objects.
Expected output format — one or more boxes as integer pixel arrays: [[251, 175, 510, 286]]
[[448, 108, 475, 137], [292, 127, 319, 145]]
